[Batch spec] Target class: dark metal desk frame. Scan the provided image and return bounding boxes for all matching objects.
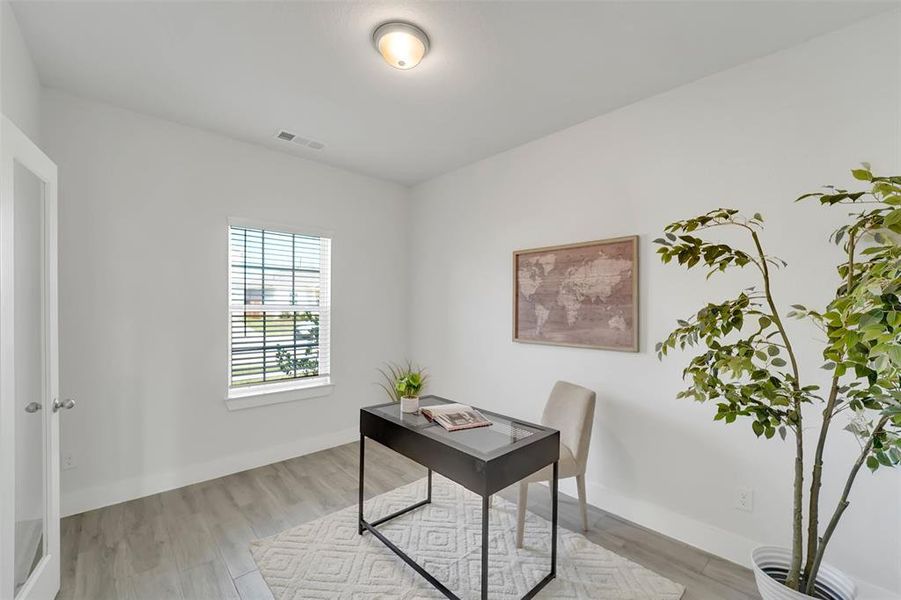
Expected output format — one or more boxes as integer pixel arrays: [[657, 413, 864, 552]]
[[359, 396, 560, 600]]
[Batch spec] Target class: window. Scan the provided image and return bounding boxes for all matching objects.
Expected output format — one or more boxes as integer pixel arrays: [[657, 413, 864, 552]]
[[227, 223, 331, 402]]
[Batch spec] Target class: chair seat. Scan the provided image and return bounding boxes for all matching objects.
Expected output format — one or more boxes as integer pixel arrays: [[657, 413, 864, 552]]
[[520, 442, 579, 483]]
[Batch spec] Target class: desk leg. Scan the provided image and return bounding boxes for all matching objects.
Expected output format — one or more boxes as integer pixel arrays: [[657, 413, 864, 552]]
[[358, 434, 365, 535], [427, 469, 432, 503], [481, 494, 489, 599], [551, 460, 558, 578]]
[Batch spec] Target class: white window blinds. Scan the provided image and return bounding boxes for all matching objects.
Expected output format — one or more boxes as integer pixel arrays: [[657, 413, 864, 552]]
[[228, 224, 331, 392]]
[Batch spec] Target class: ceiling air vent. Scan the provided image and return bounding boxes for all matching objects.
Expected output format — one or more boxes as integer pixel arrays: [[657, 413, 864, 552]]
[[274, 130, 326, 151]]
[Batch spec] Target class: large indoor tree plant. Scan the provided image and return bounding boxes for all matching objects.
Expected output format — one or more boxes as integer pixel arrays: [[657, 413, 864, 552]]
[[654, 165, 901, 600]]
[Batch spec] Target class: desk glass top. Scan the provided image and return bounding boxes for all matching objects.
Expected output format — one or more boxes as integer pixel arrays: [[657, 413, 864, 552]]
[[368, 396, 544, 456]]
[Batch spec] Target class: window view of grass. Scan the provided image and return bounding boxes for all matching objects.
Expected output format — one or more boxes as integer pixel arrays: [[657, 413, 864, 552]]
[[230, 311, 320, 387]]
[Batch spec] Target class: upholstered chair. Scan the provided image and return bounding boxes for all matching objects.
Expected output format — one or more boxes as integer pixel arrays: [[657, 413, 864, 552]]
[[516, 380, 596, 548]]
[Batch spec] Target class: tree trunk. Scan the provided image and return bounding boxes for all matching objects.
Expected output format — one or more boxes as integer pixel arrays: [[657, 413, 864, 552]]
[[804, 416, 888, 595], [786, 430, 805, 590], [803, 380, 839, 583], [803, 233, 854, 588]]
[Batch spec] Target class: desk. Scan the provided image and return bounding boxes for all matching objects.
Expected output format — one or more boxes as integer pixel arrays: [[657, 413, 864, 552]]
[[359, 395, 560, 599]]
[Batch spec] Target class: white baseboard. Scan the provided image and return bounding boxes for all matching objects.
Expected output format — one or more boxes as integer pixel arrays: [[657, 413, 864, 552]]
[[557, 478, 900, 600], [557, 477, 757, 567], [60, 426, 358, 517]]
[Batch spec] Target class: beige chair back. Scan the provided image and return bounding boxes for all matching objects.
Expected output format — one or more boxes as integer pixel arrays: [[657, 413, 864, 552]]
[[541, 381, 596, 470]]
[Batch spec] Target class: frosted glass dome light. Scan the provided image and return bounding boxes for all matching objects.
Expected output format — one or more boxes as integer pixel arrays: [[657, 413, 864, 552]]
[[373, 22, 430, 70]]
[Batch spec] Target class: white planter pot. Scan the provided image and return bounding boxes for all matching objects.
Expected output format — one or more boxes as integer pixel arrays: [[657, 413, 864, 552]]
[[752, 546, 857, 600], [400, 396, 419, 413]]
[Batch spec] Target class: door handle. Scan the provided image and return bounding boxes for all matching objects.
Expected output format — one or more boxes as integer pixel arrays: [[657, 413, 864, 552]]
[[24, 402, 42, 413], [52, 398, 75, 413]]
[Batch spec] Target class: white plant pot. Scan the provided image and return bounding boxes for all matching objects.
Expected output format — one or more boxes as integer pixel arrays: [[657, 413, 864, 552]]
[[752, 546, 857, 600], [400, 396, 419, 414]]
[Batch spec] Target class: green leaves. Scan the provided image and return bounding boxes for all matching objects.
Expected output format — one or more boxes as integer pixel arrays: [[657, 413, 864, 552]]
[[861, 419, 901, 472], [377, 361, 429, 403], [654, 209, 769, 279], [396, 372, 425, 397], [852, 166, 873, 182], [797, 190, 867, 205], [658, 289, 798, 433], [657, 165, 901, 466], [656, 293, 758, 359]]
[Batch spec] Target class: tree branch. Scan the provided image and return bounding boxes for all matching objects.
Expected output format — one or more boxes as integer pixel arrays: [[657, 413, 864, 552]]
[[750, 230, 805, 589]]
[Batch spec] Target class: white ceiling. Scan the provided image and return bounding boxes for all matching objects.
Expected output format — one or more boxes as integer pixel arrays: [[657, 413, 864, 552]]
[[12, 1, 895, 185]]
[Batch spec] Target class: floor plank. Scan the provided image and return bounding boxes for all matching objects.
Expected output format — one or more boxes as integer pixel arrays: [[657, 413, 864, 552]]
[[177, 560, 240, 600], [234, 570, 276, 600], [124, 568, 185, 600], [203, 512, 259, 580], [165, 512, 221, 572], [59, 439, 760, 599]]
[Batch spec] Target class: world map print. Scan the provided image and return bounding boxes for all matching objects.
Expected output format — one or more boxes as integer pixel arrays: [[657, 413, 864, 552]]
[[514, 237, 637, 351]]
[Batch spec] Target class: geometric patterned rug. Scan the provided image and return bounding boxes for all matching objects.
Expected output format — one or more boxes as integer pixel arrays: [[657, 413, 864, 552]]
[[250, 475, 685, 599]]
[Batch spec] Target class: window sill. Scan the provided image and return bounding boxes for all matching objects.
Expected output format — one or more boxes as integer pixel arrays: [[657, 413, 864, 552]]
[[225, 379, 334, 411]]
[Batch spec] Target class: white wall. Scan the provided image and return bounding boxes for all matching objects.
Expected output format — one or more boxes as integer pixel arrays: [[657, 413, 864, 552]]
[[40, 89, 410, 516], [1, 0, 41, 141], [409, 13, 901, 595]]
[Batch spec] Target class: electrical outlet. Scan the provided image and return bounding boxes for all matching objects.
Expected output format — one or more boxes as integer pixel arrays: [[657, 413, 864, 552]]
[[735, 487, 753, 512], [62, 452, 76, 470]]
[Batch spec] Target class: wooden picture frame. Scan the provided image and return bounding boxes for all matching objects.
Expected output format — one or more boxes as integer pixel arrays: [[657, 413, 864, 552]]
[[513, 235, 638, 352]]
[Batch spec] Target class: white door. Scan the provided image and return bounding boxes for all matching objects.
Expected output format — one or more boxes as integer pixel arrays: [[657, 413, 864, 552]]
[[0, 116, 62, 600]]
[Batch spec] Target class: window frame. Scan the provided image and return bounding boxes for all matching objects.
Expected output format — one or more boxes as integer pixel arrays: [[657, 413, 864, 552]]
[[225, 217, 334, 410]]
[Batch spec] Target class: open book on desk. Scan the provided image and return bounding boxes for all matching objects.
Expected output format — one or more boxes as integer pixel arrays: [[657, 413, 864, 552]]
[[420, 403, 492, 432]]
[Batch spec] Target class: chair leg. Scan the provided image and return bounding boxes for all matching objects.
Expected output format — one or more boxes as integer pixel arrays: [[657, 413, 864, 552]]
[[516, 482, 528, 548], [576, 474, 588, 531]]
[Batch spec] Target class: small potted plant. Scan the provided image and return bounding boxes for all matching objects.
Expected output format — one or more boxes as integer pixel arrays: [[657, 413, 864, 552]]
[[655, 165, 900, 600], [377, 362, 428, 414]]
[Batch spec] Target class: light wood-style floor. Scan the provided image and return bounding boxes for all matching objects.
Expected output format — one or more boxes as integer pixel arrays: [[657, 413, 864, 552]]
[[58, 440, 761, 600]]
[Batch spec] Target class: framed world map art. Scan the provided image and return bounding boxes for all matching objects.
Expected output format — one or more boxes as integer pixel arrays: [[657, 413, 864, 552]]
[[513, 236, 638, 352]]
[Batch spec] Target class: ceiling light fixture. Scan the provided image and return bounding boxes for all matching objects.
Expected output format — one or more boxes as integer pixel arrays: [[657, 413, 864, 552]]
[[372, 21, 430, 70]]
